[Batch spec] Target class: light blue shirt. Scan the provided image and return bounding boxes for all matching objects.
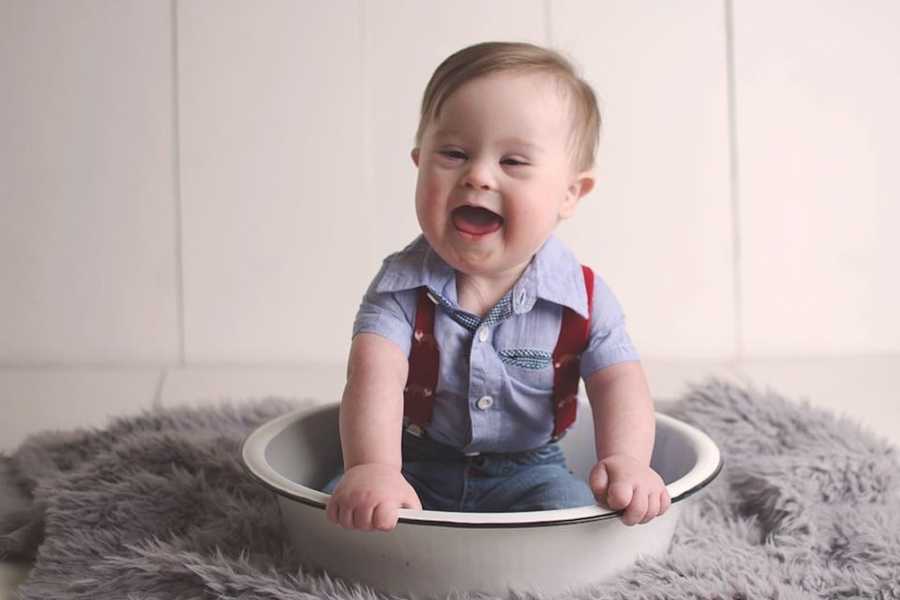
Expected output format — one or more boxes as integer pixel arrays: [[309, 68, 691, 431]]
[[353, 234, 640, 453]]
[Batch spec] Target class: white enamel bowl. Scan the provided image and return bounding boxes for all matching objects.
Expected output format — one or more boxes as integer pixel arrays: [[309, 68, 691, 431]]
[[242, 399, 721, 598]]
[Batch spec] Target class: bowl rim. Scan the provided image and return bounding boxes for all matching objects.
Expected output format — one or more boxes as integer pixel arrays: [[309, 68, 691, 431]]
[[241, 402, 722, 529]]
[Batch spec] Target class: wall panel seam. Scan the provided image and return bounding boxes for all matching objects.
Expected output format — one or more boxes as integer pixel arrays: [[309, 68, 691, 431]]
[[171, 0, 186, 366], [361, 0, 376, 263], [152, 369, 167, 408], [724, 0, 743, 360]]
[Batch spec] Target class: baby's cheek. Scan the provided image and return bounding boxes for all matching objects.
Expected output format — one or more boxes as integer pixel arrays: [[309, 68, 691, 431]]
[[418, 179, 447, 210], [416, 184, 444, 223], [509, 200, 544, 224], [425, 180, 446, 201], [503, 209, 543, 242]]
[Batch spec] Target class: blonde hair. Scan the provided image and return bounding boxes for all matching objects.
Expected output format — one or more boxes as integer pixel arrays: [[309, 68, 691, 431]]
[[414, 41, 601, 172]]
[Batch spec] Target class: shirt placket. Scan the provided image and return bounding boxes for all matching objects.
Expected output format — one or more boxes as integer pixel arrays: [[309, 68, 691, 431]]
[[461, 295, 513, 453]]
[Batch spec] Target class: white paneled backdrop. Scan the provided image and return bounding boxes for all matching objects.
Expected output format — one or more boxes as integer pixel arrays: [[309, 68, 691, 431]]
[[2, 0, 899, 368]]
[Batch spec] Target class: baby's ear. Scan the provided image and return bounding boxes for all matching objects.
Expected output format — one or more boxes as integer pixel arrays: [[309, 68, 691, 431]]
[[411, 148, 420, 167], [560, 170, 595, 219]]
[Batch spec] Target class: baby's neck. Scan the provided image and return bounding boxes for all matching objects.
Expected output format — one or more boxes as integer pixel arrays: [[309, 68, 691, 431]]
[[455, 266, 528, 319]]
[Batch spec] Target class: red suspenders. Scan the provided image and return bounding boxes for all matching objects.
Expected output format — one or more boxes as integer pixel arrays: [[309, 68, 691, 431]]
[[402, 266, 595, 442], [402, 290, 441, 434], [551, 265, 594, 439]]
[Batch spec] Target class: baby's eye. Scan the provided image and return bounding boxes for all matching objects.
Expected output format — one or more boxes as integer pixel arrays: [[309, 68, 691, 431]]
[[501, 158, 529, 167], [439, 150, 467, 160]]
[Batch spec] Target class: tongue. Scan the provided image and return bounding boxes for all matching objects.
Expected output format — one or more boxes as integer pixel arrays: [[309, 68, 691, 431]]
[[452, 206, 503, 236]]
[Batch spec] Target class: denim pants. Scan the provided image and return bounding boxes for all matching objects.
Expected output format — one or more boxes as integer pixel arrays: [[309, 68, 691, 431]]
[[321, 431, 596, 512]]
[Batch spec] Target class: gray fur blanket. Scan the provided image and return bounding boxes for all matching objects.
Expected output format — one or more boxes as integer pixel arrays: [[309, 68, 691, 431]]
[[1, 378, 898, 599]]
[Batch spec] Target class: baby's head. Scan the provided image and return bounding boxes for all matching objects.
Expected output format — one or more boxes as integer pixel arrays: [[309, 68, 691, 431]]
[[411, 42, 601, 281]]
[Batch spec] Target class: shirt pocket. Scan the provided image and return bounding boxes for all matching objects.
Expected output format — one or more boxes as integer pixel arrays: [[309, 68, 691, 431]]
[[498, 348, 555, 394]]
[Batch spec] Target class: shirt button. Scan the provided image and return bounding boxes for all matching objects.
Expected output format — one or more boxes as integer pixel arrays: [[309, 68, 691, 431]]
[[476, 395, 494, 410], [478, 326, 490, 343]]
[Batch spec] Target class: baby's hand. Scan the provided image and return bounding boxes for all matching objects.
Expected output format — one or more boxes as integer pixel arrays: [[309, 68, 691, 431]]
[[325, 463, 422, 532], [589, 454, 670, 526]]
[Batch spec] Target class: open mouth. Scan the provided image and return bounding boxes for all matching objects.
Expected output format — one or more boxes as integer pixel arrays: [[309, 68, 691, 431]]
[[451, 205, 504, 237]]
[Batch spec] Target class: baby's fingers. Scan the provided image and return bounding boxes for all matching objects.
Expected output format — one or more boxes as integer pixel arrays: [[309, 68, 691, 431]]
[[659, 488, 671, 515], [337, 500, 356, 529], [352, 501, 377, 531], [589, 462, 609, 500], [325, 497, 337, 524], [621, 487, 648, 526], [606, 481, 633, 511], [400, 489, 423, 512], [371, 503, 399, 532], [640, 490, 661, 524]]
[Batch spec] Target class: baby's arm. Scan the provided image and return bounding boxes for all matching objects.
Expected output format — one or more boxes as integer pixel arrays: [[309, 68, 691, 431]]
[[324, 332, 422, 531], [585, 361, 670, 525]]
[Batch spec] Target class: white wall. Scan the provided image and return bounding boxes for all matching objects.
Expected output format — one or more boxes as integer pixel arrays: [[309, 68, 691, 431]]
[[2, 0, 898, 368]]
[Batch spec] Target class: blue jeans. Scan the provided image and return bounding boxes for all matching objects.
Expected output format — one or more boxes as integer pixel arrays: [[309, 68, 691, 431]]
[[321, 431, 596, 512]]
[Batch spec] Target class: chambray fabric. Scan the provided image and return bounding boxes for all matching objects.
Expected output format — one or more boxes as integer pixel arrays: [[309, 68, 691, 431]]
[[353, 234, 640, 454], [322, 431, 597, 512]]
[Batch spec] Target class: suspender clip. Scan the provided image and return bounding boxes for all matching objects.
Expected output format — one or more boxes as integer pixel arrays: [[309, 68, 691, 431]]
[[405, 423, 425, 438]]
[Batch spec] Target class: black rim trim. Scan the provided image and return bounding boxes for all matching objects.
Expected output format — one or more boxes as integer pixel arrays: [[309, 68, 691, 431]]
[[241, 431, 724, 530]]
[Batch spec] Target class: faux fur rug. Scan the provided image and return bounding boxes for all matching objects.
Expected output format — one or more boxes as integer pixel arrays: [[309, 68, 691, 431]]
[[1, 378, 899, 599]]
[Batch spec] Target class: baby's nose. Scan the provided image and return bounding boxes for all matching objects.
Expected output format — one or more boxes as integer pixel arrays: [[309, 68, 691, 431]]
[[462, 162, 495, 190]]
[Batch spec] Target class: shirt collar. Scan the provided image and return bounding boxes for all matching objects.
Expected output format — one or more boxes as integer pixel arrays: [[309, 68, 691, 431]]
[[515, 235, 590, 319], [375, 235, 459, 303], [375, 234, 589, 319]]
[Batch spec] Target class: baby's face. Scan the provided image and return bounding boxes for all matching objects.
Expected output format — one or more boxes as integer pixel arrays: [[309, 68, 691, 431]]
[[412, 72, 593, 282]]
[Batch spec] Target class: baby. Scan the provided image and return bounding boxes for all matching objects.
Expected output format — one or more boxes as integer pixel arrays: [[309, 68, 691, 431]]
[[323, 41, 668, 531]]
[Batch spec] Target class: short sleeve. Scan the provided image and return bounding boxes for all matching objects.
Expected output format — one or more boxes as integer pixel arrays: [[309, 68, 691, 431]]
[[579, 274, 641, 380], [351, 260, 415, 357]]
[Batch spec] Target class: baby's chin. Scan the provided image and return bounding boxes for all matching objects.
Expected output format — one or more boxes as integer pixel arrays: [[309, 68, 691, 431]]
[[440, 241, 533, 281], [419, 225, 532, 275]]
